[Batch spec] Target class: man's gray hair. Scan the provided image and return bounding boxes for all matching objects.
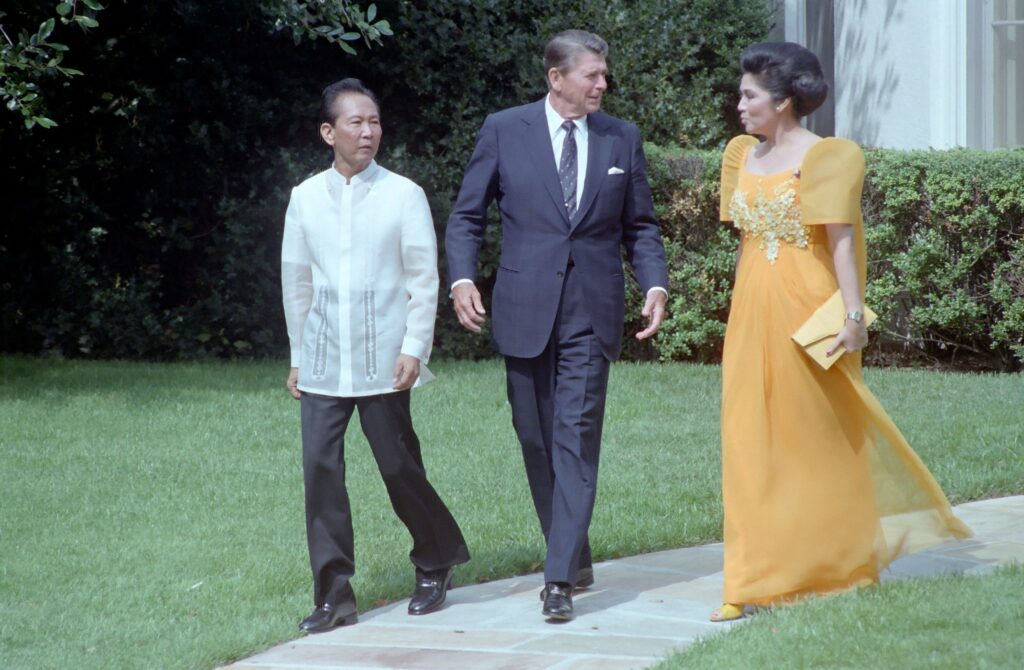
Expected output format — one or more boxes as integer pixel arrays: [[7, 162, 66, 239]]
[[544, 30, 608, 75]]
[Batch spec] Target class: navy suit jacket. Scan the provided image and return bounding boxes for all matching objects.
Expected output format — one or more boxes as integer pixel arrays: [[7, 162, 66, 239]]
[[445, 98, 669, 360]]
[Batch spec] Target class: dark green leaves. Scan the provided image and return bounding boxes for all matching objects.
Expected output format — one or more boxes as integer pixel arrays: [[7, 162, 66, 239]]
[[261, 0, 394, 55], [1, 1, 104, 128], [37, 18, 55, 40]]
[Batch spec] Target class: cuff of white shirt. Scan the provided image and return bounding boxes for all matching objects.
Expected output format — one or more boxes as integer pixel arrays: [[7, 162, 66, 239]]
[[647, 286, 668, 297], [290, 349, 301, 368], [401, 336, 430, 363], [449, 278, 475, 299]]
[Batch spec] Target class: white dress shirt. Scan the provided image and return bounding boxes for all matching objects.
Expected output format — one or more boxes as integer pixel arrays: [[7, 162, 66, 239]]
[[282, 161, 438, 397]]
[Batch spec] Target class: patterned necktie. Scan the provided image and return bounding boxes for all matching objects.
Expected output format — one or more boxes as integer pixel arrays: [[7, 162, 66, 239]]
[[558, 120, 577, 219]]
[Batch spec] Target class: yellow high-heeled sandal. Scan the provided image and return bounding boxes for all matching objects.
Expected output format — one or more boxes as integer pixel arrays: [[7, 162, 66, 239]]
[[709, 603, 746, 622]]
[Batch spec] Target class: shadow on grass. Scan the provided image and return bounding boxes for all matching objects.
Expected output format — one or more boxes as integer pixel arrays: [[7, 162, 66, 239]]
[[0, 355, 280, 399]]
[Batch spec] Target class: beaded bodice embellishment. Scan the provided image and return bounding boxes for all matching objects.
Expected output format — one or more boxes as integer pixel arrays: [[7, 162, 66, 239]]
[[728, 173, 808, 263]]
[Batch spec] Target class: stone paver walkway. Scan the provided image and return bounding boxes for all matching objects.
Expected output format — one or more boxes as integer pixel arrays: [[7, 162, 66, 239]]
[[222, 496, 1024, 670]]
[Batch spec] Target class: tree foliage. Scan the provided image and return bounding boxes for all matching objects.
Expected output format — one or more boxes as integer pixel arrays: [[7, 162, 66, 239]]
[[1, 0, 773, 361], [0, 0, 390, 128], [262, 0, 393, 54], [526, 0, 777, 148], [0, 0, 103, 129], [354, 0, 774, 358]]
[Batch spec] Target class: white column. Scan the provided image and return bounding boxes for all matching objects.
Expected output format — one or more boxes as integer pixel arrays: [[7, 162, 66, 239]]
[[834, 0, 937, 149], [784, 0, 807, 44], [929, 0, 968, 148]]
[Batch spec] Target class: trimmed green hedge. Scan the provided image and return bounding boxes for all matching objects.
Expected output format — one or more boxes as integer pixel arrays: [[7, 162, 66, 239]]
[[630, 144, 1024, 371]]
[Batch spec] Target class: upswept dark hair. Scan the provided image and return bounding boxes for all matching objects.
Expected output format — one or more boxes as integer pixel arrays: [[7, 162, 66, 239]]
[[318, 78, 380, 126], [741, 42, 828, 117]]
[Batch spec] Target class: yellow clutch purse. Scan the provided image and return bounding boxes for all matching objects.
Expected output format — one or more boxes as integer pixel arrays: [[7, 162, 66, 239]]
[[791, 290, 877, 370]]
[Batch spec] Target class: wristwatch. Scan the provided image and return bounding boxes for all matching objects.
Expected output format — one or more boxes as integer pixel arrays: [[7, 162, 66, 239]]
[[846, 310, 864, 323]]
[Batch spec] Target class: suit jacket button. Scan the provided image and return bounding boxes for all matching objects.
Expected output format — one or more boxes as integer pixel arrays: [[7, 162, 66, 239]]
[[556, 271, 564, 278], [569, 234, 576, 240]]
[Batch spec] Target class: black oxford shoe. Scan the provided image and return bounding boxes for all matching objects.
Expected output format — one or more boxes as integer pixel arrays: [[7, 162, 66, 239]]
[[542, 582, 573, 621], [299, 601, 358, 633], [408, 567, 454, 615], [540, 567, 594, 601]]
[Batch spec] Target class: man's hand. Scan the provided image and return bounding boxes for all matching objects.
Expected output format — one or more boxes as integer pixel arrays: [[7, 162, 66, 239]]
[[286, 367, 301, 399], [452, 282, 487, 333], [636, 290, 667, 340], [393, 354, 421, 391]]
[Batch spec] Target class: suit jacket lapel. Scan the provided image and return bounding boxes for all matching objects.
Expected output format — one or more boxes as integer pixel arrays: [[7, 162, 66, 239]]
[[572, 113, 612, 230], [521, 100, 571, 226]]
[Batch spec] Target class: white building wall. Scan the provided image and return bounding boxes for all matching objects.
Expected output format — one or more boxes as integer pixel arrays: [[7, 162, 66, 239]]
[[786, 0, 970, 149], [831, 0, 967, 149]]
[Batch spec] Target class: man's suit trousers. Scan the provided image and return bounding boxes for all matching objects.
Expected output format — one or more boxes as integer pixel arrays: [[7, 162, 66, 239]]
[[504, 261, 610, 585], [300, 390, 470, 606]]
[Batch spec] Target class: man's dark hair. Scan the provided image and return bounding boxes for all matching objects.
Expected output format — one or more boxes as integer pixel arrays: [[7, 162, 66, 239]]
[[318, 78, 381, 126], [544, 30, 608, 76], [741, 42, 828, 117]]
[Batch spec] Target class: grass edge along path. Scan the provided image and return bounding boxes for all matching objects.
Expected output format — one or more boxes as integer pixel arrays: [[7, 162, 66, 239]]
[[655, 564, 1024, 670], [0, 357, 1020, 669]]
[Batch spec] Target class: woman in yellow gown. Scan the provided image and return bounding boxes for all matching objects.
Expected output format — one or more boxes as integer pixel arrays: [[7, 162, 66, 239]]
[[712, 42, 972, 622]]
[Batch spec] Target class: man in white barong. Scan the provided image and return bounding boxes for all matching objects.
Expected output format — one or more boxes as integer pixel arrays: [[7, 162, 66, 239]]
[[281, 78, 469, 634]]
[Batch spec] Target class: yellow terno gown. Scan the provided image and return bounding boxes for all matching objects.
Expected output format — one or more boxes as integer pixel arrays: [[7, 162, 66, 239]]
[[718, 135, 972, 606]]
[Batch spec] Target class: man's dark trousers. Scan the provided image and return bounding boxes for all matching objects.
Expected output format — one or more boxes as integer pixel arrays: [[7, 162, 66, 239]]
[[300, 390, 470, 606], [505, 261, 608, 586]]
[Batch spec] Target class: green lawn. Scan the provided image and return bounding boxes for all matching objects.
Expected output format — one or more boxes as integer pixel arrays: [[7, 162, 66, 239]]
[[0, 357, 1021, 669], [655, 565, 1024, 670]]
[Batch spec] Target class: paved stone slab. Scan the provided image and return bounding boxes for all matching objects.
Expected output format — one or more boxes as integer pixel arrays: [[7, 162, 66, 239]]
[[932, 540, 1024, 564], [615, 544, 724, 574], [583, 563, 707, 593], [295, 625, 538, 651], [550, 657, 652, 670], [951, 499, 1024, 536], [651, 571, 725, 604], [221, 496, 1024, 670], [882, 552, 986, 580], [242, 643, 564, 669], [512, 631, 677, 657]]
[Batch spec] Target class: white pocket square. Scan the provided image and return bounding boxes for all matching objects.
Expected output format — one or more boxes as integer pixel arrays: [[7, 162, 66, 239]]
[[607, 166, 625, 175]]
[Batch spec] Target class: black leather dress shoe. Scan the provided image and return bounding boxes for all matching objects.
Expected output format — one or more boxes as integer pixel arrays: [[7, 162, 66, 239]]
[[542, 582, 573, 621], [540, 567, 594, 601], [408, 567, 454, 615], [299, 601, 358, 633]]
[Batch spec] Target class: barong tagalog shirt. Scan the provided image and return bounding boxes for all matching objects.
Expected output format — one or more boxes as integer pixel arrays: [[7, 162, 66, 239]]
[[282, 161, 438, 397]]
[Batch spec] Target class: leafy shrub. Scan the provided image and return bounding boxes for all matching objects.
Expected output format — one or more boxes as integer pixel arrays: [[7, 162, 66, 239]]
[[368, 0, 772, 358], [590, 0, 775, 148], [0, 2, 348, 359], [862, 148, 1024, 369], [639, 144, 1024, 371], [0, 0, 772, 361]]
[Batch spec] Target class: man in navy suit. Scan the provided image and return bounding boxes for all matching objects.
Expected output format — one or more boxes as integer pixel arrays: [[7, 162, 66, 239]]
[[445, 30, 669, 621]]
